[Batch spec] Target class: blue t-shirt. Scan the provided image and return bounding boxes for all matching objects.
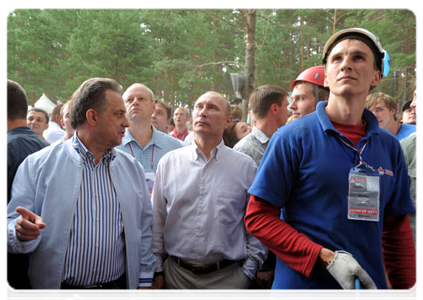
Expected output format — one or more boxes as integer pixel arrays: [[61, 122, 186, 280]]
[[396, 123, 416, 141], [248, 101, 415, 289]]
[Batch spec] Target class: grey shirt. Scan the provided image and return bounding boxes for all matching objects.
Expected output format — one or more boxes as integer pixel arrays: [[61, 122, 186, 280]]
[[233, 126, 269, 166], [400, 131, 420, 275]]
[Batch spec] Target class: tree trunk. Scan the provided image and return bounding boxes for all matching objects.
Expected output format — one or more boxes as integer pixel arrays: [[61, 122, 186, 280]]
[[241, 9, 257, 122], [333, 9, 338, 34]]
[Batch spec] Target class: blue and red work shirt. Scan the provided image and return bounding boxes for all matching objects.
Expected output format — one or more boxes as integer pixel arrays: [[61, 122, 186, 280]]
[[248, 101, 415, 289]]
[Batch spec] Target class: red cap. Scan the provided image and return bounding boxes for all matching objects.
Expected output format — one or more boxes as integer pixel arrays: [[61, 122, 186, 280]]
[[291, 66, 325, 89]]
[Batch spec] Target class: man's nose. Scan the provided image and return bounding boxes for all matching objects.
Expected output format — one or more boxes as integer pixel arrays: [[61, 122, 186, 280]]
[[340, 57, 352, 71], [122, 115, 130, 128]]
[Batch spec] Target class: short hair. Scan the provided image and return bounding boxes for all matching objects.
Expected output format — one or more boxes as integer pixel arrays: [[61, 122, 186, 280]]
[[124, 83, 154, 102], [365, 92, 397, 120], [195, 91, 231, 116], [155, 100, 171, 120], [413, 77, 420, 89], [231, 104, 243, 120], [60, 100, 72, 118], [174, 107, 188, 117], [7, 79, 28, 120], [51, 103, 63, 117], [249, 85, 288, 119], [71, 77, 123, 129], [28, 107, 49, 124], [365, 92, 397, 111]]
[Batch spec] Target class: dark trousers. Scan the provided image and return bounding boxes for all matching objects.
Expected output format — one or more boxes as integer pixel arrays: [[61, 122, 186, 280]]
[[59, 275, 128, 300], [8, 253, 32, 289]]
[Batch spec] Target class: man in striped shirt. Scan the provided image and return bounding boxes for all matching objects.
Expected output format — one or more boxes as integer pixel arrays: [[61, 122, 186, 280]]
[[7, 77, 156, 289]]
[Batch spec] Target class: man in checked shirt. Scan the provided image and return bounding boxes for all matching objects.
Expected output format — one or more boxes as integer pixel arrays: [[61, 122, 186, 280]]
[[152, 91, 267, 289], [7, 77, 156, 289]]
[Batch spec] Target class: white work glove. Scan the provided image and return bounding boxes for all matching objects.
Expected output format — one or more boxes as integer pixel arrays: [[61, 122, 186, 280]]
[[327, 250, 377, 289]]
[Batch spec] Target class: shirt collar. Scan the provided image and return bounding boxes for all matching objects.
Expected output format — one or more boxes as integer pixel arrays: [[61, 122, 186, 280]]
[[252, 126, 270, 144], [316, 101, 380, 138], [121, 126, 164, 150], [191, 138, 225, 161], [72, 130, 115, 163]]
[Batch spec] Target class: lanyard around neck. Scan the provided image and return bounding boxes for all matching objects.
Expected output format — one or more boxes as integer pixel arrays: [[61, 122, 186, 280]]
[[337, 136, 373, 171], [128, 143, 155, 170]]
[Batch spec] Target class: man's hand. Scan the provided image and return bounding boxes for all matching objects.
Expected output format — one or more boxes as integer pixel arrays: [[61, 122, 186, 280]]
[[15, 206, 46, 241], [137, 286, 153, 300], [152, 274, 164, 289], [327, 250, 377, 289]]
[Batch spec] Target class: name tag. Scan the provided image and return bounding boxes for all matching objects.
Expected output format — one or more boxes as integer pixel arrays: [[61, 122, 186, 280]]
[[347, 166, 380, 222]]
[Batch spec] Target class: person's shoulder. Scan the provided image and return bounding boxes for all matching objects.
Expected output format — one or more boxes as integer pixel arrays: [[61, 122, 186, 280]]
[[402, 123, 416, 129], [400, 132, 417, 147], [160, 142, 190, 160], [19, 138, 66, 167], [274, 114, 318, 140], [234, 131, 254, 147], [156, 130, 184, 147], [224, 145, 257, 167]]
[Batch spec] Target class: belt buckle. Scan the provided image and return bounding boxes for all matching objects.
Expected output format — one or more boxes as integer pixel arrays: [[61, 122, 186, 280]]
[[191, 263, 215, 274], [85, 284, 103, 295]]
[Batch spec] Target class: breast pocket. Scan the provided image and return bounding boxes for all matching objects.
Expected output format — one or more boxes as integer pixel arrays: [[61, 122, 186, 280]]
[[215, 190, 246, 225]]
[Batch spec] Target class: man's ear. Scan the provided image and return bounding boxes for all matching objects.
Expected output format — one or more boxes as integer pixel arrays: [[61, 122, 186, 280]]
[[270, 103, 279, 116], [370, 71, 382, 89], [224, 115, 233, 129], [324, 74, 330, 88], [86, 109, 98, 126]]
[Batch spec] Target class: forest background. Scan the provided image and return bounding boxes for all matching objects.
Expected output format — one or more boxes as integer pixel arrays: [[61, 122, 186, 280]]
[[7, 9, 416, 118]]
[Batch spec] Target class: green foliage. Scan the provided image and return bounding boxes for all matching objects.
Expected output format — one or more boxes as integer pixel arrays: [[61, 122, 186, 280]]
[[7, 9, 416, 108]]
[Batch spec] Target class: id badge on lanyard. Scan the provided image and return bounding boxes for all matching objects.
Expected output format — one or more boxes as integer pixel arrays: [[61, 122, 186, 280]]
[[338, 137, 381, 222], [348, 165, 380, 221]]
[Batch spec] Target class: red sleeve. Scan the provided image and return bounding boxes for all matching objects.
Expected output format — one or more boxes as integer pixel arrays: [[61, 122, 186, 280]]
[[244, 195, 323, 277], [382, 214, 416, 289]]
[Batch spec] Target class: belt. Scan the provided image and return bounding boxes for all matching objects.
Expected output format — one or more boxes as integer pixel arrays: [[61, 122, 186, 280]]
[[170, 256, 240, 275], [61, 274, 126, 289]]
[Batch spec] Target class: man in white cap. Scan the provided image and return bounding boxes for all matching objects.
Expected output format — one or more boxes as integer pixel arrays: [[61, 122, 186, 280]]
[[245, 28, 415, 289]]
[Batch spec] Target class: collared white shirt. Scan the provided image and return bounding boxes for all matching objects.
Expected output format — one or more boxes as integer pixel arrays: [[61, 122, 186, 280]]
[[152, 140, 266, 280], [43, 121, 65, 143]]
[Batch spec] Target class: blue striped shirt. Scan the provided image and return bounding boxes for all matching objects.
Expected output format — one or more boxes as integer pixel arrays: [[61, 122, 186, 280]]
[[62, 134, 125, 286]]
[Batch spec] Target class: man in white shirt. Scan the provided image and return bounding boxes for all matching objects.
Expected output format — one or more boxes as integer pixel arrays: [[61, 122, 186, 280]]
[[152, 91, 266, 289], [43, 103, 65, 143]]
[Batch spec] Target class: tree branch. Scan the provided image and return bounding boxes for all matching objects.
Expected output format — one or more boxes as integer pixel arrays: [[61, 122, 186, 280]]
[[257, 13, 301, 32], [199, 10, 244, 31], [196, 61, 244, 68]]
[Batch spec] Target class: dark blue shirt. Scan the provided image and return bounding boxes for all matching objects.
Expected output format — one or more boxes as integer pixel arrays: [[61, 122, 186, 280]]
[[249, 101, 415, 289], [7, 126, 49, 202]]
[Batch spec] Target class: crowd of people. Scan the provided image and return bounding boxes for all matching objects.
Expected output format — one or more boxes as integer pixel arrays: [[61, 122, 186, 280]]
[[7, 28, 416, 290]]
